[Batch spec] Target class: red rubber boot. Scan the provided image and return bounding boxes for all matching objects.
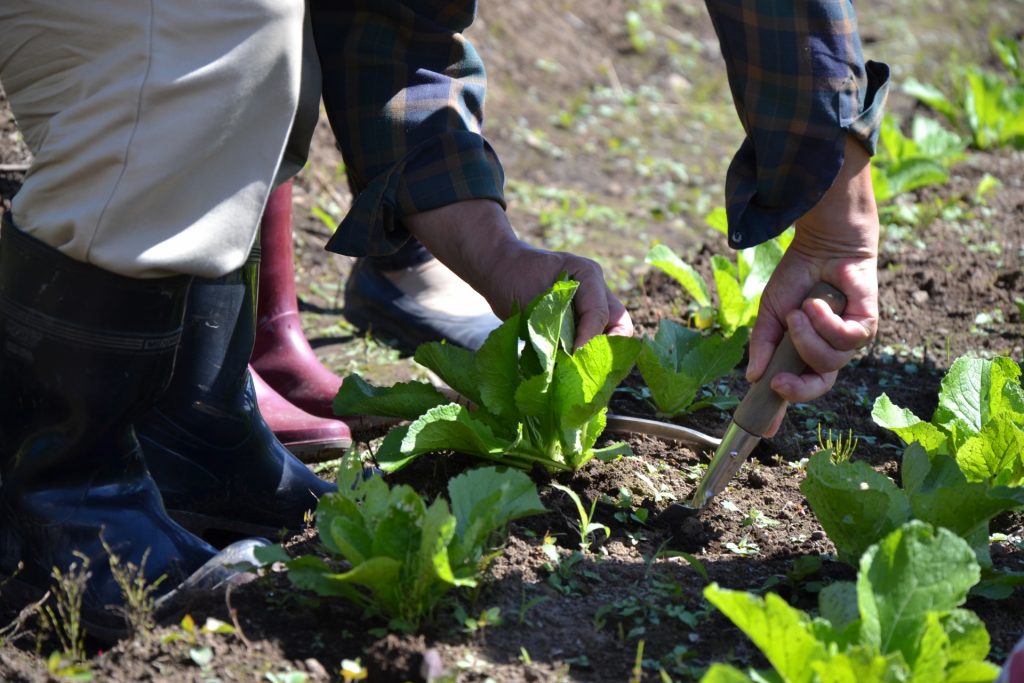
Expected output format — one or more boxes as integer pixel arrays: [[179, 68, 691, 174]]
[[251, 181, 350, 426]]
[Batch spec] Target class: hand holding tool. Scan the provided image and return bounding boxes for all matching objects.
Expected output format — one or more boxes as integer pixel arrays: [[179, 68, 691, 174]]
[[662, 282, 847, 522]]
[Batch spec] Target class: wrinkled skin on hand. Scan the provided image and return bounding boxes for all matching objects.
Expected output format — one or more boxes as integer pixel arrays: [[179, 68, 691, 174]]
[[404, 199, 633, 350], [746, 135, 881, 436]]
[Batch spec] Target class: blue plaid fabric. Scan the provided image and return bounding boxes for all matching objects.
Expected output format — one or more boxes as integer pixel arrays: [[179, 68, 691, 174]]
[[312, 0, 888, 256], [707, 0, 890, 248]]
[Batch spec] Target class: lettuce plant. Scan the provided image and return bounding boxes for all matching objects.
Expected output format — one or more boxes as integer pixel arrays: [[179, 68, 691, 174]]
[[644, 224, 791, 336], [801, 447, 1024, 597], [700, 522, 1002, 683], [872, 355, 1024, 486], [276, 455, 545, 630], [333, 279, 641, 472], [903, 36, 1024, 150], [871, 114, 966, 206], [636, 320, 747, 416]]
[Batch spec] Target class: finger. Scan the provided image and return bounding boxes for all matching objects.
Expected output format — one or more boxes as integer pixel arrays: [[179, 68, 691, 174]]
[[785, 308, 856, 376], [802, 297, 875, 353], [769, 368, 838, 403], [569, 267, 612, 350], [604, 292, 634, 337], [763, 403, 788, 438], [746, 311, 786, 383]]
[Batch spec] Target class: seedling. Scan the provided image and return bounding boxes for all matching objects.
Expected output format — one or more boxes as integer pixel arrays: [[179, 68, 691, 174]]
[[277, 454, 545, 630], [551, 483, 610, 552]]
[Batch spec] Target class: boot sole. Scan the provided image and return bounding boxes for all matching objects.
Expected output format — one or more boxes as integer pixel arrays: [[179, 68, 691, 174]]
[[278, 437, 352, 463]]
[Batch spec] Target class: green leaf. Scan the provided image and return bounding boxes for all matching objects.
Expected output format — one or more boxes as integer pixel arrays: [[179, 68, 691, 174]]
[[871, 394, 948, 453], [524, 279, 578, 381], [817, 581, 860, 635], [800, 452, 911, 564], [956, 415, 1024, 485], [475, 313, 523, 419], [902, 445, 1024, 567], [704, 584, 826, 683], [637, 323, 746, 416], [333, 374, 448, 419], [712, 255, 747, 334], [554, 334, 641, 427], [943, 609, 993, 666], [448, 467, 545, 569], [414, 342, 482, 407], [902, 78, 959, 125], [704, 207, 729, 236], [645, 244, 711, 307], [398, 403, 520, 464], [739, 237, 786, 299], [935, 356, 1022, 440], [857, 522, 979, 662], [698, 664, 756, 683]]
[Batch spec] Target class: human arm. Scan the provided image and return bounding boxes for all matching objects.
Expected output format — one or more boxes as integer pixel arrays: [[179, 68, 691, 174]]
[[310, 1, 630, 345], [704, 0, 889, 425], [403, 199, 634, 349]]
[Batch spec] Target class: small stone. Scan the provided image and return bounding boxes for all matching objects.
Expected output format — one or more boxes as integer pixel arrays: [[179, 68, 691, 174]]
[[810, 530, 825, 541], [304, 659, 328, 678], [912, 290, 929, 304]]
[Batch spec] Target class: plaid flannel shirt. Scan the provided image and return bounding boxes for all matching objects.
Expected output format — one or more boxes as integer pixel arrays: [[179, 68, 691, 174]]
[[312, 0, 889, 256]]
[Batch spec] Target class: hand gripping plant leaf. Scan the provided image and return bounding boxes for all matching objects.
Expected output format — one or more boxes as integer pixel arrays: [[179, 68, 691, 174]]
[[278, 455, 545, 631], [871, 355, 1024, 486], [699, 522, 1002, 683], [333, 278, 641, 473]]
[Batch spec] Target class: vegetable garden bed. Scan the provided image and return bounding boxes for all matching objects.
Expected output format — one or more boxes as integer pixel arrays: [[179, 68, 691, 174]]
[[1, 2, 1023, 680]]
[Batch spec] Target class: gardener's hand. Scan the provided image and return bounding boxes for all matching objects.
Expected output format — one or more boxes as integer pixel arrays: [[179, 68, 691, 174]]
[[747, 135, 880, 434], [404, 199, 633, 349]]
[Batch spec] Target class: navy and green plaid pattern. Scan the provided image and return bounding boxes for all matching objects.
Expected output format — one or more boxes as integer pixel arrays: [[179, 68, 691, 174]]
[[311, 0, 505, 256], [707, 0, 890, 248], [313, 0, 888, 256]]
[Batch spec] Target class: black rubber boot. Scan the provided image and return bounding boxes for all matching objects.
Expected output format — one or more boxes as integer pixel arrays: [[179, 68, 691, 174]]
[[0, 218, 263, 642], [136, 247, 336, 541]]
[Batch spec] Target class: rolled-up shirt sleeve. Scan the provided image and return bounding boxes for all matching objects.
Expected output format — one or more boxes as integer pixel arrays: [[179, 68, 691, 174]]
[[311, 0, 505, 257], [705, 0, 890, 249]]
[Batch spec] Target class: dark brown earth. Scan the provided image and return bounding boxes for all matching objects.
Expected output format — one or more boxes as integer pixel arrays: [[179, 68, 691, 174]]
[[2, 2, 1024, 681]]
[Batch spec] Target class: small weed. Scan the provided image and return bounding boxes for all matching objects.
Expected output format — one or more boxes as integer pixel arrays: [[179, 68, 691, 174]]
[[101, 537, 165, 638], [724, 537, 760, 557], [816, 424, 859, 463], [39, 553, 91, 665], [551, 484, 610, 553]]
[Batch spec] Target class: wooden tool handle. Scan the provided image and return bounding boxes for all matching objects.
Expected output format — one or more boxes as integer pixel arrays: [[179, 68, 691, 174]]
[[732, 282, 847, 437]]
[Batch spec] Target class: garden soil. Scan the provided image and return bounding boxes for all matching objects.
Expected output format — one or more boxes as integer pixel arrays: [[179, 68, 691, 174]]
[[1, 2, 1023, 681]]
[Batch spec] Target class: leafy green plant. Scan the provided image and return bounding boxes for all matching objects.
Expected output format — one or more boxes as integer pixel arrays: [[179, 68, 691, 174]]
[[274, 455, 545, 630], [903, 37, 1024, 150], [872, 355, 1024, 486], [333, 278, 641, 473], [800, 446, 1024, 596], [636, 320, 747, 416], [870, 114, 966, 206], [700, 522, 1002, 683], [645, 223, 791, 335]]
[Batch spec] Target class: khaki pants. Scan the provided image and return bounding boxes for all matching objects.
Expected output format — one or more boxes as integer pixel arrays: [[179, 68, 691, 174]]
[[0, 0, 307, 278]]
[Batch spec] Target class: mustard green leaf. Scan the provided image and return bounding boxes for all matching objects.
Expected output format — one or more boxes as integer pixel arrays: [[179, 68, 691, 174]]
[[857, 522, 979, 662], [333, 373, 448, 419], [957, 414, 1024, 486], [871, 394, 948, 453], [645, 244, 711, 307], [475, 313, 523, 419], [704, 584, 827, 683], [800, 452, 911, 564], [414, 342, 482, 407]]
